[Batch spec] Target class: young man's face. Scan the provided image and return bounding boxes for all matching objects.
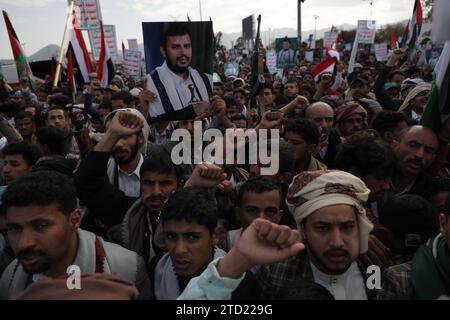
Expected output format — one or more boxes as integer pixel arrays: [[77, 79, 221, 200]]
[[112, 99, 126, 110], [340, 114, 365, 137], [3, 154, 33, 185], [161, 34, 193, 74], [364, 174, 391, 202], [263, 88, 274, 107], [15, 117, 35, 138], [38, 91, 48, 103], [164, 219, 218, 277], [350, 81, 370, 100], [47, 109, 70, 132], [303, 204, 360, 275], [111, 133, 143, 166], [141, 171, 178, 213], [92, 90, 104, 104], [237, 190, 283, 230], [5, 203, 80, 276], [395, 127, 438, 176], [213, 85, 224, 97], [272, 82, 281, 96], [226, 105, 241, 118], [284, 83, 299, 98], [233, 92, 247, 107], [284, 131, 311, 164]]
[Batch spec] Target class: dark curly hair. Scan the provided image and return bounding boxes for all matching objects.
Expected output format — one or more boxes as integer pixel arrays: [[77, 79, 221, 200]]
[[335, 132, 398, 179], [162, 187, 217, 235]]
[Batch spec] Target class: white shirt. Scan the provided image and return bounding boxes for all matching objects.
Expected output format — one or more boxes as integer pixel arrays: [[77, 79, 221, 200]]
[[117, 155, 144, 198], [310, 261, 368, 300], [161, 63, 201, 108], [411, 110, 422, 122]]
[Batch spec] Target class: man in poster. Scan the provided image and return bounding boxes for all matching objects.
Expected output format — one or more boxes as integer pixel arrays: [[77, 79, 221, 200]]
[[145, 23, 213, 120]]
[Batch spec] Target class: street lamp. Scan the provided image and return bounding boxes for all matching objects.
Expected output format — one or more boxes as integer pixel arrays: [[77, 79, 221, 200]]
[[298, 0, 305, 44], [313, 14, 319, 42]]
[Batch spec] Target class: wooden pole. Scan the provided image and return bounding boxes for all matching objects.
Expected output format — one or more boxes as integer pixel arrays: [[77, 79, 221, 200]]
[[53, 0, 75, 88]]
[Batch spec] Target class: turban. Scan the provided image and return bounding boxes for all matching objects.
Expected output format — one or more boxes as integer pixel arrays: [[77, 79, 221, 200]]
[[286, 170, 374, 253]]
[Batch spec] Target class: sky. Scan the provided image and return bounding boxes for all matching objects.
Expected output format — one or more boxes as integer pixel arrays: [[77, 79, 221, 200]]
[[0, 0, 418, 59]]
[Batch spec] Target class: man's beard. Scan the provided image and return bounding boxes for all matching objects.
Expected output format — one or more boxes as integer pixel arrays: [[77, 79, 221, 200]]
[[167, 57, 190, 74], [112, 136, 140, 165], [17, 248, 50, 275]]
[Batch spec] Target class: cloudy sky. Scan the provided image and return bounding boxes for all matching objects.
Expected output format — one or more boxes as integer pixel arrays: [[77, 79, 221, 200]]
[[0, 0, 418, 59]]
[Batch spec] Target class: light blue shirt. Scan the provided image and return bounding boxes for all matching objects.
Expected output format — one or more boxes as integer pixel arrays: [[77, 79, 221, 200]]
[[177, 258, 244, 300]]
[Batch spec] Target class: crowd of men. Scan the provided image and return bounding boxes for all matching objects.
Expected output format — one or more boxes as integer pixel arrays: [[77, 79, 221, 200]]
[[0, 23, 449, 300]]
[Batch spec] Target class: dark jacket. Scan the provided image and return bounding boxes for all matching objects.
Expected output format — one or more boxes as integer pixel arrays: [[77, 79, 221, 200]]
[[373, 65, 403, 111], [74, 151, 137, 229], [315, 128, 342, 169]]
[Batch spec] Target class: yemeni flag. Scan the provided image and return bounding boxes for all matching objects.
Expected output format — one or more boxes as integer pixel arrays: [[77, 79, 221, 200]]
[[66, 49, 77, 102], [420, 41, 450, 134], [64, 9, 94, 86], [312, 55, 336, 83], [96, 21, 115, 88], [391, 30, 398, 49], [2, 10, 35, 91], [404, 0, 423, 55]]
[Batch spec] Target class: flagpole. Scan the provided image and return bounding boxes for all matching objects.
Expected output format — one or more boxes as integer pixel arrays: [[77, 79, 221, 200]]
[[53, 0, 75, 88]]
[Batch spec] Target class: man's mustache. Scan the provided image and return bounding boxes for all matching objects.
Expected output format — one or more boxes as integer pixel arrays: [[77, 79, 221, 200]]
[[17, 249, 45, 260], [324, 249, 350, 258], [145, 195, 166, 203], [176, 55, 190, 62], [112, 147, 128, 154]]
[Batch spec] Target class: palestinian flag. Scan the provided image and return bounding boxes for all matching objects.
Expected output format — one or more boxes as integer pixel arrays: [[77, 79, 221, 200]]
[[404, 0, 423, 55], [64, 9, 94, 86], [96, 21, 115, 88], [2, 10, 35, 91], [420, 41, 450, 134]]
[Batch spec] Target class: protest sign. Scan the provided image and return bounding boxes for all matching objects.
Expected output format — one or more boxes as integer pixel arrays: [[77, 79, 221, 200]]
[[124, 49, 142, 79], [89, 24, 118, 59], [265, 50, 278, 74], [357, 20, 377, 44], [324, 32, 338, 48], [128, 39, 139, 50], [374, 43, 389, 61], [224, 62, 239, 78], [71, 0, 102, 30], [305, 50, 314, 62]]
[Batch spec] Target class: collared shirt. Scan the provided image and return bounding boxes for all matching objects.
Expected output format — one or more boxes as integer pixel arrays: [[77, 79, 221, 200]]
[[319, 139, 329, 159], [118, 155, 144, 198], [160, 62, 202, 108], [411, 110, 422, 121], [149, 122, 175, 144], [310, 261, 368, 300]]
